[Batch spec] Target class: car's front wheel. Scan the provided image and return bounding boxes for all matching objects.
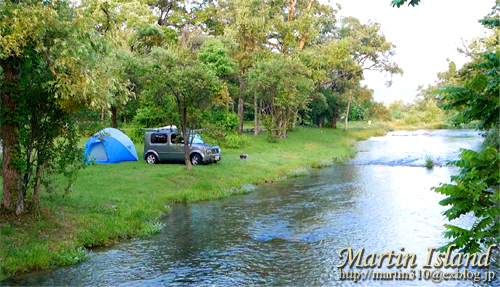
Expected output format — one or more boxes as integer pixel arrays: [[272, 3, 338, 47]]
[[190, 153, 202, 165], [146, 153, 158, 164]]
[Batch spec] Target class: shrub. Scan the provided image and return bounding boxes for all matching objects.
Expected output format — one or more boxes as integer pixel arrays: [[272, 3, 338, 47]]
[[404, 114, 419, 125], [425, 155, 434, 169], [201, 110, 238, 132], [200, 128, 249, 149], [125, 124, 145, 144], [224, 134, 250, 149]]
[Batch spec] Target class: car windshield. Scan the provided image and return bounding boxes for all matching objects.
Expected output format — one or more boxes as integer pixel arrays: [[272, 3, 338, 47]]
[[190, 134, 204, 144]]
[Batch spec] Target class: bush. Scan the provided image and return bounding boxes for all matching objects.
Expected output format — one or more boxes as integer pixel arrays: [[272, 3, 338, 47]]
[[199, 127, 249, 149], [224, 134, 249, 149], [201, 110, 238, 132], [125, 125, 145, 144], [404, 114, 419, 125], [425, 155, 434, 169]]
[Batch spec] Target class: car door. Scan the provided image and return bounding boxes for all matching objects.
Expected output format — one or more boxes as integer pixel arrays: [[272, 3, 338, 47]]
[[168, 133, 185, 162], [150, 133, 169, 161]]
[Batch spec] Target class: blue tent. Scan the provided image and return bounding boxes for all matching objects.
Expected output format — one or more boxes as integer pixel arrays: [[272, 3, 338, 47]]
[[84, 128, 138, 164]]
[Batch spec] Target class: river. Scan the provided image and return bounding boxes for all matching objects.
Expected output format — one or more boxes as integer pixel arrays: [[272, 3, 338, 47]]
[[3, 129, 498, 286]]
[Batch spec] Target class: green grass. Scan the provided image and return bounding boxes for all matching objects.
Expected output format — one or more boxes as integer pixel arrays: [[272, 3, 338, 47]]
[[425, 155, 435, 169], [0, 123, 388, 280]]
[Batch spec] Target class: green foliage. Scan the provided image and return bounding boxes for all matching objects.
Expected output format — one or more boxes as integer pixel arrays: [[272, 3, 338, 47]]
[[432, 147, 499, 253], [483, 126, 500, 151], [440, 51, 499, 130], [198, 39, 238, 78], [429, 3, 500, 254], [201, 110, 239, 132], [367, 101, 392, 121], [425, 155, 434, 169], [391, 0, 421, 8], [199, 127, 249, 149], [134, 101, 178, 128], [73, 109, 105, 137], [248, 55, 314, 139], [123, 124, 146, 144], [224, 134, 250, 149]]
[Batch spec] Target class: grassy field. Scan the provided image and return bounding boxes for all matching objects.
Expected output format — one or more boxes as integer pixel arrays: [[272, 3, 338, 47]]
[[0, 122, 388, 280]]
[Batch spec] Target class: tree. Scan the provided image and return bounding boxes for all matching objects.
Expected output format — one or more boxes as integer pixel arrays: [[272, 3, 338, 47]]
[[144, 46, 226, 170], [248, 55, 313, 139], [432, 1, 499, 253], [337, 17, 403, 131], [0, 0, 116, 214]]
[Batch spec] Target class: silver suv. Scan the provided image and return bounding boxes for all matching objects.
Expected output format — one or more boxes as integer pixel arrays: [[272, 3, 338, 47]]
[[143, 129, 221, 165]]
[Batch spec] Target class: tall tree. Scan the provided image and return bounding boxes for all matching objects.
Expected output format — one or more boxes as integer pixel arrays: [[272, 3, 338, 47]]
[[248, 55, 313, 139], [337, 17, 402, 131], [0, 0, 151, 214], [143, 44, 226, 170], [0, 0, 115, 214]]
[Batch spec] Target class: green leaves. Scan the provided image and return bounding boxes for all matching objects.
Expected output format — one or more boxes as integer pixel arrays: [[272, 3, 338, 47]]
[[440, 51, 500, 130], [433, 147, 500, 253], [391, 0, 421, 8], [247, 55, 314, 138]]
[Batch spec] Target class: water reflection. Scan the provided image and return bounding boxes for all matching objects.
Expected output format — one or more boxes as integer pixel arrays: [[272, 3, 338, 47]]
[[4, 129, 497, 286]]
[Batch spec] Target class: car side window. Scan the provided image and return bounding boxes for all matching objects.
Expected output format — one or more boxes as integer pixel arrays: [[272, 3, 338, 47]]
[[151, 133, 168, 144], [171, 134, 184, 144]]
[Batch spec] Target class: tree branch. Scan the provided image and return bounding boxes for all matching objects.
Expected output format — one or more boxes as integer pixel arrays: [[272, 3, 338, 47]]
[[41, 50, 58, 78], [265, 38, 283, 53]]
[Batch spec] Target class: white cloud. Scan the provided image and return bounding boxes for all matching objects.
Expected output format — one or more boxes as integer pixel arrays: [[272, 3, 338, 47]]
[[330, 0, 493, 104]]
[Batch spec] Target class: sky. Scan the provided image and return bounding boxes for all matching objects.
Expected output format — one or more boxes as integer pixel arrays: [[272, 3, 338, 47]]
[[330, 0, 494, 104]]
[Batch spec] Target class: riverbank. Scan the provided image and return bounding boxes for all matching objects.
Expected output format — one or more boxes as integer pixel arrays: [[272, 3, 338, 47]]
[[0, 122, 388, 280]]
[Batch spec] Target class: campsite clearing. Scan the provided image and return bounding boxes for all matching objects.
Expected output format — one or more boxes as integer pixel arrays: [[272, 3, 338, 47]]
[[0, 123, 387, 280]]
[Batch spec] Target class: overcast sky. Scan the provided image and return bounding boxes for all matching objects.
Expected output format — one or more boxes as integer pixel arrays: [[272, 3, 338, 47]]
[[330, 0, 493, 104]]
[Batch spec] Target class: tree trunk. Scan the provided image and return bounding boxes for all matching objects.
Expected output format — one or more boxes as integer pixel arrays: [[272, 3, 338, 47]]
[[292, 109, 298, 129], [32, 163, 45, 208], [331, 106, 338, 129], [110, 105, 117, 128], [237, 96, 244, 135], [344, 78, 355, 131], [101, 108, 105, 125], [253, 91, 259, 136], [319, 115, 325, 128], [181, 107, 193, 170], [0, 59, 22, 214]]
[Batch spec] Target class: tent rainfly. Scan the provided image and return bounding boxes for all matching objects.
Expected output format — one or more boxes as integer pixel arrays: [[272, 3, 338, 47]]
[[84, 128, 138, 164]]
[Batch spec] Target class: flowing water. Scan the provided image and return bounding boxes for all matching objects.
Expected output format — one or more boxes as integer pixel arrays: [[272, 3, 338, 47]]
[[3, 129, 498, 286]]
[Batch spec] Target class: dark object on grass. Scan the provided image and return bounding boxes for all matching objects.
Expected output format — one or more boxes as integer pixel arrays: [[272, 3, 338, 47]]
[[240, 154, 248, 159]]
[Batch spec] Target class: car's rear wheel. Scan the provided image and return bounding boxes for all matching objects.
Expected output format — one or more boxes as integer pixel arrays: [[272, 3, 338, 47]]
[[146, 153, 158, 164], [190, 153, 202, 165]]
